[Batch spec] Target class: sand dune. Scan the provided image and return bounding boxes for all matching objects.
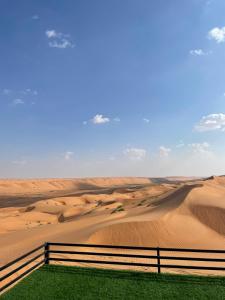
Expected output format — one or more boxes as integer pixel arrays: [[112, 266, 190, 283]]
[[88, 179, 225, 249], [0, 177, 151, 196], [0, 176, 224, 272], [0, 177, 151, 208]]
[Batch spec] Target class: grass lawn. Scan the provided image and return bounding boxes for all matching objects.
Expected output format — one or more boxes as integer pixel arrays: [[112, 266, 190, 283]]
[[1, 265, 225, 300]]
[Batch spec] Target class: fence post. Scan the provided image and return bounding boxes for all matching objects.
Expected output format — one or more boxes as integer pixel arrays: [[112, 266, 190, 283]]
[[44, 242, 49, 265], [157, 247, 161, 274]]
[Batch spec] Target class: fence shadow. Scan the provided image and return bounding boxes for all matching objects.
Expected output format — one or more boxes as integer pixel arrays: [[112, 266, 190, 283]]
[[41, 265, 225, 287]]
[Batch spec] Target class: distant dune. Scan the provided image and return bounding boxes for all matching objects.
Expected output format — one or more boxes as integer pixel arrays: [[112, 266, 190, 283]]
[[1, 175, 224, 271]]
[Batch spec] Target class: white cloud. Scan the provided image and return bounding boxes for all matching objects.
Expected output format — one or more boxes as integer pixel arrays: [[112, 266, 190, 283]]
[[64, 151, 74, 160], [3, 88, 37, 97], [123, 148, 147, 161], [188, 142, 210, 154], [12, 99, 24, 105], [45, 29, 74, 49], [143, 118, 150, 123], [49, 40, 74, 49], [195, 113, 225, 132], [208, 27, 225, 43], [159, 146, 171, 157], [92, 114, 110, 124], [87, 115, 119, 125], [21, 89, 38, 96], [46, 30, 58, 38], [189, 49, 211, 56]]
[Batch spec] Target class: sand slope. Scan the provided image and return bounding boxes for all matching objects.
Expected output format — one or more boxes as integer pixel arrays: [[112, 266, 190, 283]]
[[0, 176, 225, 266], [88, 179, 225, 249]]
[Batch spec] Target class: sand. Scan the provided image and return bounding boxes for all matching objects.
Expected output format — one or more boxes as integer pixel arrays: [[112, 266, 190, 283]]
[[0, 176, 225, 277]]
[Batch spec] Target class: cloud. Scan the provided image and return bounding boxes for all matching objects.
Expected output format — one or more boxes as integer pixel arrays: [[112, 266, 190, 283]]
[[3, 88, 37, 98], [189, 49, 211, 56], [21, 89, 38, 96], [143, 118, 150, 123], [64, 151, 74, 160], [86, 115, 119, 125], [45, 29, 74, 49], [208, 27, 225, 43], [46, 30, 58, 38], [49, 40, 74, 49], [123, 148, 147, 161], [188, 142, 210, 154], [159, 146, 171, 157], [92, 114, 110, 124], [12, 99, 24, 105], [195, 113, 225, 132]]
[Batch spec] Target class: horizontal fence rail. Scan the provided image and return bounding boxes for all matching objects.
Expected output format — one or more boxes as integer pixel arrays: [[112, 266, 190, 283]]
[[47, 242, 225, 274], [1, 242, 225, 294], [48, 242, 225, 253], [0, 244, 45, 293]]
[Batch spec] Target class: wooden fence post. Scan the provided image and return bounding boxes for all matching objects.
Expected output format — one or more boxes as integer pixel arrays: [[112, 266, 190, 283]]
[[157, 247, 161, 274], [44, 243, 49, 265]]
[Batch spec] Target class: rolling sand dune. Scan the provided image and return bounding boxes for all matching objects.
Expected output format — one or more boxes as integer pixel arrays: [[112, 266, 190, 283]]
[[0, 176, 225, 276], [0, 177, 151, 208], [88, 180, 225, 248]]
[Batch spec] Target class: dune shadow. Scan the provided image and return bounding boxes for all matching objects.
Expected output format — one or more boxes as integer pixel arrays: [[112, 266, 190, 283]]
[[149, 184, 203, 209], [190, 205, 225, 236]]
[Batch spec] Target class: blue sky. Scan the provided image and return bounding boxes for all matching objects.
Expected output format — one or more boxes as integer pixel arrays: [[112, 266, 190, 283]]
[[1, 0, 225, 178]]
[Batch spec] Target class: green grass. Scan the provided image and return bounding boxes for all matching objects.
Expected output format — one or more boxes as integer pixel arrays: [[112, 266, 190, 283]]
[[1, 265, 225, 300]]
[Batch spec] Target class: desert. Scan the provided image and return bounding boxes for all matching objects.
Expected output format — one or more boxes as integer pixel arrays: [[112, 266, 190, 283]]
[[0, 176, 224, 269]]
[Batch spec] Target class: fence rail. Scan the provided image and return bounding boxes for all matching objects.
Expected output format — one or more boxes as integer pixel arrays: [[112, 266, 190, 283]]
[[0, 244, 45, 293], [1, 242, 225, 293], [47, 242, 225, 272]]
